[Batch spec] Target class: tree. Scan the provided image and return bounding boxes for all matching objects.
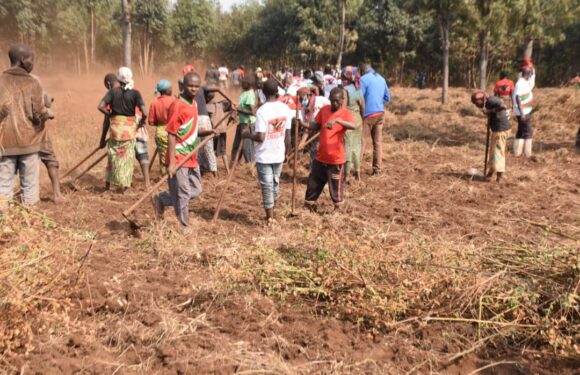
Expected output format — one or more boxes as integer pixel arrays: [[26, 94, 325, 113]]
[[337, 0, 346, 68], [121, 0, 132, 67], [172, 0, 215, 60], [133, 0, 170, 76]]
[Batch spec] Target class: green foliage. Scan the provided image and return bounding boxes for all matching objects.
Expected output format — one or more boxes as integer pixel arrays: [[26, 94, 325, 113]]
[[0, 0, 577, 84]]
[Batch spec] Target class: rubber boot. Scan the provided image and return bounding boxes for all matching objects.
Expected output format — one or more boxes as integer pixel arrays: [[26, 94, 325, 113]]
[[513, 138, 524, 156], [524, 139, 533, 157]]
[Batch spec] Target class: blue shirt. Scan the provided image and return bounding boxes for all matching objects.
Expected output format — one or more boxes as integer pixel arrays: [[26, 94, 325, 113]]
[[360, 69, 391, 118]]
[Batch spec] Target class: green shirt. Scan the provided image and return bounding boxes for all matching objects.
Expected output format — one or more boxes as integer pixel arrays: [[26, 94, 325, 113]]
[[238, 89, 256, 124]]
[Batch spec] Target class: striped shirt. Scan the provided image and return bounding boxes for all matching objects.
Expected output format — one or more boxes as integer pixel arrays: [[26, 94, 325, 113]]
[[165, 97, 199, 168], [513, 75, 535, 116]]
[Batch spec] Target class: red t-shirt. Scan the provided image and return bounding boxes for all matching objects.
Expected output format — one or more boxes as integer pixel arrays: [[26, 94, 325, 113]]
[[148, 95, 176, 125], [314, 106, 354, 165], [494, 79, 515, 97], [165, 98, 199, 168]]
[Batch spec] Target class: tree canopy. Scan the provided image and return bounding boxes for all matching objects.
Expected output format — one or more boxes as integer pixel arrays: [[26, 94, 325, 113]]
[[0, 0, 578, 87]]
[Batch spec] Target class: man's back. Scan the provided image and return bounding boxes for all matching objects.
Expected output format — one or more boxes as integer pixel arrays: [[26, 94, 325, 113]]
[[0, 66, 48, 156], [360, 70, 390, 118]]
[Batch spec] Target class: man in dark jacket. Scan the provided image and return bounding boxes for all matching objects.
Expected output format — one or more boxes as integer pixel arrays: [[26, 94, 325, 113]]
[[0, 44, 51, 204], [471, 91, 511, 183]]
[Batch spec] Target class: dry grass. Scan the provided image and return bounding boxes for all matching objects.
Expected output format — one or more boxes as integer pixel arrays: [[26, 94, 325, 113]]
[[1, 83, 578, 374]]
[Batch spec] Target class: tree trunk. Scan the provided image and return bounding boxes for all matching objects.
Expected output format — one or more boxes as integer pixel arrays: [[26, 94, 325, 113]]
[[523, 35, 533, 58], [83, 35, 90, 74], [336, 0, 346, 69], [439, 15, 449, 104], [121, 0, 132, 68], [478, 30, 488, 90], [90, 7, 96, 63]]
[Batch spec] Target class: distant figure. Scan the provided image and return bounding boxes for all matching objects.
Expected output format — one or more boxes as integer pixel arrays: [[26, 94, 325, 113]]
[[232, 76, 257, 163], [231, 65, 243, 89], [512, 65, 536, 157], [205, 63, 220, 84], [570, 73, 580, 89], [218, 64, 229, 89], [416, 70, 426, 89], [360, 64, 391, 176], [323, 64, 338, 98], [471, 91, 511, 183], [148, 79, 176, 175], [493, 71, 515, 117], [341, 66, 365, 181], [0, 44, 52, 205]]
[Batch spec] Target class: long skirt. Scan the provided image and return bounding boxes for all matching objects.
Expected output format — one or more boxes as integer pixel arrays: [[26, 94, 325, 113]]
[[488, 130, 509, 174], [155, 124, 168, 175], [106, 115, 136, 188], [345, 112, 363, 175]]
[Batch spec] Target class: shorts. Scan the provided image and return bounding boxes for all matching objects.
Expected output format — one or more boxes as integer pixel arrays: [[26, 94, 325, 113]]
[[39, 140, 59, 169], [135, 138, 149, 162]]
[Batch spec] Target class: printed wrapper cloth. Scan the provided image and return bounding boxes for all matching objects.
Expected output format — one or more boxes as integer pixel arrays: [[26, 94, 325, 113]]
[[155, 124, 168, 174], [106, 115, 136, 187], [109, 115, 137, 141]]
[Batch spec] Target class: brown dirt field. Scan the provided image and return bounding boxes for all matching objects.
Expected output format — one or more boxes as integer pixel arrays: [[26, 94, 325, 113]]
[[1, 74, 579, 374]]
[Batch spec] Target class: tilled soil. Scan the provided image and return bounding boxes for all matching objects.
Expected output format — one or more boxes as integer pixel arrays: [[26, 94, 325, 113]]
[[1, 78, 578, 374]]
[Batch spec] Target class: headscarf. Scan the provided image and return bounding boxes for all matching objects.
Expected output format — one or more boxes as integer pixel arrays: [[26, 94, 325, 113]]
[[117, 66, 134, 90], [341, 66, 358, 85], [154, 79, 171, 95]]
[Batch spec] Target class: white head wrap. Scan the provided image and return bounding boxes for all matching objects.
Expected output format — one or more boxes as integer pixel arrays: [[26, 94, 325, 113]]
[[117, 66, 134, 90]]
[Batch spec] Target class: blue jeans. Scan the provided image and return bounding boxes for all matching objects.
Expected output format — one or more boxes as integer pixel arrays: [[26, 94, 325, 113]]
[[0, 153, 40, 204], [256, 162, 283, 209]]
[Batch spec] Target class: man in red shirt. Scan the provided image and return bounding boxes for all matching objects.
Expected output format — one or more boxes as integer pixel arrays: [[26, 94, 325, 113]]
[[152, 72, 216, 236], [301, 87, 356, 210], [493, 71, 514, 112]]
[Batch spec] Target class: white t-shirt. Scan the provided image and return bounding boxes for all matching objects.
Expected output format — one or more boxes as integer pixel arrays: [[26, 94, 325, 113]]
[[218, 67, 229, 81], [254, 101, 294, 164], [512, 73, 535, 116], [323, 74, 338, 98]]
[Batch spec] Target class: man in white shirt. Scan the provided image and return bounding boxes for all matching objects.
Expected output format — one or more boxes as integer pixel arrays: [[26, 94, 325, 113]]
[[512, 66, 535, 157], [218, 65, 229, 89], [243, 79, 293, 222]]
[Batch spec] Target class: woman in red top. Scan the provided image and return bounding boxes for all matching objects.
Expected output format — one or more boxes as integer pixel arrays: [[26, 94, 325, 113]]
[[301, 87, 356, 210]]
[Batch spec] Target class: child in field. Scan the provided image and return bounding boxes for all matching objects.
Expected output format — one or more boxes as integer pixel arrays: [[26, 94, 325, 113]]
[[151, 72, 216, 237], [302, 87, 356, 210], [232, 76, 257, 164], [512, 65, 536, 157], [471, 91, 511, 183], [148, 79, 176, 175], [242, 79, 293, 222]]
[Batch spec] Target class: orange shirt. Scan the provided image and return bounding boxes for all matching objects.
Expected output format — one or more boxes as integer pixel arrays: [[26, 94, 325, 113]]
[[148, 95, 176, 125], [314, 106, 354, 165], [494, 78, 515, 97]]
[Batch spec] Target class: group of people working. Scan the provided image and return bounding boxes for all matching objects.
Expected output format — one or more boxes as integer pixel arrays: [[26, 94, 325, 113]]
[[470, 57, 537, 183], [2, 42, 547, 237]]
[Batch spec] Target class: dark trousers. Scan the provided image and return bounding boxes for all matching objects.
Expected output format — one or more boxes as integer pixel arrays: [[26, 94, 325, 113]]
[[515, 114, 533, 139], [305, 160, 345, 205], [232, 123, 255, 163]]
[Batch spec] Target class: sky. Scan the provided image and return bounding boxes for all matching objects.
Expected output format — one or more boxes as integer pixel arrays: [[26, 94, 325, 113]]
[[218, 0, 245, 11]]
